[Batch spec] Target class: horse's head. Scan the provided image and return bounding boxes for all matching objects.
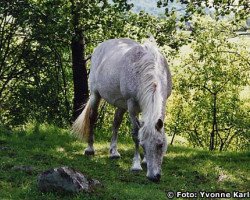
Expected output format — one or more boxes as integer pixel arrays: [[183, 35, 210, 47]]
[[139, 119, 167, 182]]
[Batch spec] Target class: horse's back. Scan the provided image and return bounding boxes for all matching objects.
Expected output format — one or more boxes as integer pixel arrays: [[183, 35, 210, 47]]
[[90, 38, 139, 72]]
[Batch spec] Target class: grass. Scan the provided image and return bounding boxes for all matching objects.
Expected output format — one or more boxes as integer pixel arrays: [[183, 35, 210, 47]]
[[0, 124, 249, 200]]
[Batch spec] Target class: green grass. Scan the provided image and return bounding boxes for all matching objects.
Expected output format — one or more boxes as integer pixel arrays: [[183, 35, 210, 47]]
[[0, 124, 249, 200]]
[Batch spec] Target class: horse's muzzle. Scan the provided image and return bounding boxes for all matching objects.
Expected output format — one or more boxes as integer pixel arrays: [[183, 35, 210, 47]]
[[147, 174, 161, 182]]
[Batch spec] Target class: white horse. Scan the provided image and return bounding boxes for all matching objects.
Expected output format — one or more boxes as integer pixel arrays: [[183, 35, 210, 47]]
[[73, 37, 172, 182]]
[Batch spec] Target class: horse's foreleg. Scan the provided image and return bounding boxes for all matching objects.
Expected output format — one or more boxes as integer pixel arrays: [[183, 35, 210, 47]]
[[131, 123, 142, 171], [109, 108, 126, 159], [127, 100, 142, 171], [84, 93, 101, 155]]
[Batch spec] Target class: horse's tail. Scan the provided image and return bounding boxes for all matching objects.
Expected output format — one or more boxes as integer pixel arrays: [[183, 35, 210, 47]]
[[72, 100, 91, 141]]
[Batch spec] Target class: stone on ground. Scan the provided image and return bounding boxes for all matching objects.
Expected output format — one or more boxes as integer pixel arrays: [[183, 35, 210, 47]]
[[37, 166, 101, 193]]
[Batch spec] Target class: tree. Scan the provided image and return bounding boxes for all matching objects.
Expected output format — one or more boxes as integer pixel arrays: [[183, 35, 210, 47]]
[[0, 0, 72, 126], [169, 16, 250, 151], [158, 0, 250, 22], [0, 0, 32, 103], [70, 0, 89, 121]]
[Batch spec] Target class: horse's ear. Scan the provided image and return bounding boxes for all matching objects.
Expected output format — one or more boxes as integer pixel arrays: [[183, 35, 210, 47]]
[[155, 119, 163, 131]]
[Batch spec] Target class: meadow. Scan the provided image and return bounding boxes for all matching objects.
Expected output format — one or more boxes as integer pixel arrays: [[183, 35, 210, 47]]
[[0, 124, 249, 200]]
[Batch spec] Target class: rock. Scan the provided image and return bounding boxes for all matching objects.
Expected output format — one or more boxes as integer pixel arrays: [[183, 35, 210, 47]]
[[12, 165, 35, 174], [0, 146, 9, 151], [37, 166, 101, 193]]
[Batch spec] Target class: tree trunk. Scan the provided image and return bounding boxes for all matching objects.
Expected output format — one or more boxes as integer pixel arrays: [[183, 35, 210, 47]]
[[71, 0, 89, 122], [170, 126, 177, 145], [210, 93, 217, 151], [219, 141, 224, 151]]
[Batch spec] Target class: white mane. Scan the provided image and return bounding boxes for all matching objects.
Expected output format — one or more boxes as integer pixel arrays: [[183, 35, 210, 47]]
[[136, 38, 164, 128]]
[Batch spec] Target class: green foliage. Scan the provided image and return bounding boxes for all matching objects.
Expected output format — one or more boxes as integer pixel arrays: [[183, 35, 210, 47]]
[[0, 125, 249, 199], [0, 0, 72, 126], [158, 0, 250, 22], [168, 16, 250, 151]]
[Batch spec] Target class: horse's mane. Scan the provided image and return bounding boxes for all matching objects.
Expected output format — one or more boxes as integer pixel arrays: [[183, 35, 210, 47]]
[[136, 38, 164, 129]]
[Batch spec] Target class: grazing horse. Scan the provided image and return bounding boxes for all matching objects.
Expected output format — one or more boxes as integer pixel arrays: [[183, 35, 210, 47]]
[[73, 37, 172, 182]]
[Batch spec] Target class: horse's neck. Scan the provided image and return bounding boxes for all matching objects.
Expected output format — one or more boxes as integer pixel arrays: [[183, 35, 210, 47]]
[[136, 41, 165, 125]]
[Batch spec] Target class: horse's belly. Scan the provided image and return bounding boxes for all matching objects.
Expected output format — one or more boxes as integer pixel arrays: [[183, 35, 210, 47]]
[[97, 84, 127, 109], [99, 90, 127, 109]]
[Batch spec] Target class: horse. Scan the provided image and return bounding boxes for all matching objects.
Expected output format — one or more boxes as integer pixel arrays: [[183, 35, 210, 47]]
[[72, 37, 172, 182]]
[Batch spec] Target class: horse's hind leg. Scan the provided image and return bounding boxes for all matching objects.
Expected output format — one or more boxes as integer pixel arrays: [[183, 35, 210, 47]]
[[110, 108, 126, 159], [85, 93, 101, 155]]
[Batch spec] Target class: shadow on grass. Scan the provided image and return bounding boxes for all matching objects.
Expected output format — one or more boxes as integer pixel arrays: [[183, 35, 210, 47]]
[[0, 125, 249, 199]]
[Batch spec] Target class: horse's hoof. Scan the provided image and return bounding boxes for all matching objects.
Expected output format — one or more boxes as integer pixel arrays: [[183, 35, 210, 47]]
[[131, 166, 143, 172], [109, 149, 121, 159], [131, 168, 142, 172], [84, 150, 95, 156], [110, 154, 121, 159]]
